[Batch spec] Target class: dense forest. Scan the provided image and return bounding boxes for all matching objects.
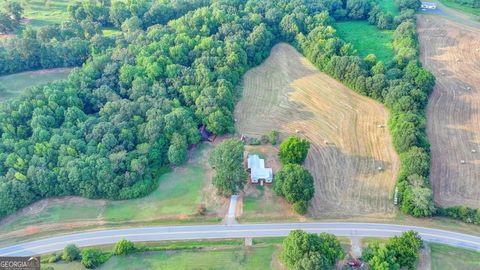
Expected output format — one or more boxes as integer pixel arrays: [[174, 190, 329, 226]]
[[0, 0, 458, 221], [0, 0, 209, 75]]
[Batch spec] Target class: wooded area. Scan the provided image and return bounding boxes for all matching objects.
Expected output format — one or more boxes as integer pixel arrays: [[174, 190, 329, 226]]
[[0, 0, 439, 220]]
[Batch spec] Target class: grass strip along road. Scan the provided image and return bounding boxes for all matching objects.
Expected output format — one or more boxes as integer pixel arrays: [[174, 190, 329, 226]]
[[1, 222, 479, 256]]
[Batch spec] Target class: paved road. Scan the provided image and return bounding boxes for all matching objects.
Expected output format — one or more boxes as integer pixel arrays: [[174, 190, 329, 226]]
[[1, 223, 480, 256]]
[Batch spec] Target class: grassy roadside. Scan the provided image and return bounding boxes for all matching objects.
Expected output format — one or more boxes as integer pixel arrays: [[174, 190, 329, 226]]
[[0, 143, 226, 246], [430, 243, 480, 269], [41, 238, 284, 270]]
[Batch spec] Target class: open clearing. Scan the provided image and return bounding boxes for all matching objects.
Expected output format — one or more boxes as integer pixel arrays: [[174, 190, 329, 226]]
[[377, 0, 400, 15], [334, 21, 394, 63], [235, 43, 399, 218], [430, 243, 480, 269], [0, 68, 71, 100], [20, 0, 73, 28], [0, 144, 226, 243], [418, 15, 480, 208]]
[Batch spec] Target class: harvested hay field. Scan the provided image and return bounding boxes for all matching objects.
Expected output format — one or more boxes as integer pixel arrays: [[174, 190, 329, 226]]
[[418, 15, 480, 208], [235, 43, 399, 217]]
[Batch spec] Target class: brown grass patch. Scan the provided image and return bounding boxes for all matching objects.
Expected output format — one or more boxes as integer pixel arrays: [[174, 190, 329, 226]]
[[235, 43, 399, 217], [418, 15, 480, 208]]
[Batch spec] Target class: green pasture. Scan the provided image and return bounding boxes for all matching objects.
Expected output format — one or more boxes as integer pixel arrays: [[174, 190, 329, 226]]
[[21, 0, 74, 28], [430, 243, 480, 270], [0, 68, 71, 100], [334, 20, 394, 63]]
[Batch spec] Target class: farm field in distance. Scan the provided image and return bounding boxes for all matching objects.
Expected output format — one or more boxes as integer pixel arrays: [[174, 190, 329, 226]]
[[235, 43, 399, 218], [0, 144, 226, 244], [438, 0, 480, 17], [334, 21, 394, 63], [19, 0, 73, 28], [418, 14, 480, 208], [0, 68, 71, 100]]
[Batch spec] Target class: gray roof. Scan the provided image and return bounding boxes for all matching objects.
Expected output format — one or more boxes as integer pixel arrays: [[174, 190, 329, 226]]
[[247, 154, 273, 181], [421, 2, 436, 7]]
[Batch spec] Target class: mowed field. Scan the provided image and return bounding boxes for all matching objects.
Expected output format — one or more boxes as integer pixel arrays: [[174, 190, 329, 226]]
[[235, 43, 399, 217], [418, 15, 480, 208], [0, 68, 71, 100], [334, 21, 394, 63]]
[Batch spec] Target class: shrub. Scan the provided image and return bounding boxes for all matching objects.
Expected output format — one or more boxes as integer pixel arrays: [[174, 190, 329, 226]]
[[81, 248, 103, 269], [62, 244, 80, 262], [274, 164, 314, 210], [114, 239, 135, 255], [278, 136, 310, 165], [293, 200, 308, 215], [249, 138, 261, 145], [267, 129, 280, 145], [196, 204, 207, 216]]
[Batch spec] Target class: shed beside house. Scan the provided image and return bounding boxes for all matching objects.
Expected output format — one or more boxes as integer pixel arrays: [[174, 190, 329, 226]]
[[247, 154, 273, 184], [199, 125, 216, 142]]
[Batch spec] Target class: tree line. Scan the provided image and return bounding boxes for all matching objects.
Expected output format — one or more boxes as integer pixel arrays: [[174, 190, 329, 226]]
[[0, 0, 287, 219], [1, 0, 476, 224], [275, 0, 437, 218], [0, 0, 210, 76], [0, 1, 23, 34]]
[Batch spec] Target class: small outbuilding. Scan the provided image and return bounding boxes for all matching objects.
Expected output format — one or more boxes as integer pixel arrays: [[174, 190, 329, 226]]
[[199, 125, 216, 142], [247, 154, 273, 184], [421, 2, 437, 9]]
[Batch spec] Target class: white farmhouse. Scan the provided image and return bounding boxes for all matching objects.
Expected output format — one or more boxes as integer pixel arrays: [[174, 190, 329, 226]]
[[247, 154, 273, 184], [421, 2, 437, 9]]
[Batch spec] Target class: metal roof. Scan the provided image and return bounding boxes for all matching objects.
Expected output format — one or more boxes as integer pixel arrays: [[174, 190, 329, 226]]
[[247, 154, 273, 181]]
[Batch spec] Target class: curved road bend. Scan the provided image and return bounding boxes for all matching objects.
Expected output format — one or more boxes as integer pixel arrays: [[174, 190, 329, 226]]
[[1, 223, 479, 256]]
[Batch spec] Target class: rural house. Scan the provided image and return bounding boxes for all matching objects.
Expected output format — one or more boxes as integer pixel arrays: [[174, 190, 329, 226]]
[[247, 154, 273, 184], [421, 1, 437, 9]]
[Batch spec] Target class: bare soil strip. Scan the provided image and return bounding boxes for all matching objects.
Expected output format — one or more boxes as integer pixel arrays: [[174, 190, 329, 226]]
[[418, 15, 480, 208], [235, 43, 399, 217]]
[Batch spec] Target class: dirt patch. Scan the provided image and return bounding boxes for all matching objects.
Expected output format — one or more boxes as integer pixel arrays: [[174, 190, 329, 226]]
[[418, 15, 480, 208], [235, 43, 399, 217], [417, 245, 432, 270]]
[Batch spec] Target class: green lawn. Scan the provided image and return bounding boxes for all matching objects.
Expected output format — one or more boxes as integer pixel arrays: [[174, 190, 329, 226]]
[[0, 144, 220, 235], [42, 239, 281, 270], [376, 0, 400, 15], [240, 184, 301, 223], [99, 246, 277, 270], [334, 21, 394, 63], [104, 162, 206, 222], [0, 68, 71, 100], [430, 243, 480, 270], [438, 0, 480, 16]]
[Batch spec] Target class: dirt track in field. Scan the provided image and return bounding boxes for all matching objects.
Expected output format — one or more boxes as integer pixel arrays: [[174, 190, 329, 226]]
[[235, 43, 399, 217], [418, 15, 480, 208]]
